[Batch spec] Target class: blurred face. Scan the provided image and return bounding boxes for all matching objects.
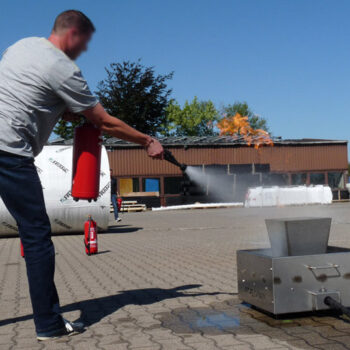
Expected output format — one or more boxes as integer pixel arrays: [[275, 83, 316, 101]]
[[64, 27, 93, 60]]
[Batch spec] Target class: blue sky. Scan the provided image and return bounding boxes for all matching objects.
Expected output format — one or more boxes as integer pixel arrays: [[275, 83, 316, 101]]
[[1, 0, 350, 143]]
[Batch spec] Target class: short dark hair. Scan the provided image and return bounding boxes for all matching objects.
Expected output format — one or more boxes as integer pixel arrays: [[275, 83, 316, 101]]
[[53, 10, 95, 34]]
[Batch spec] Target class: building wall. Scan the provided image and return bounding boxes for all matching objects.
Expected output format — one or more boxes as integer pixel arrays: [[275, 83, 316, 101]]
[[108, 144, 348, 176], [107, 143, 348, 206]]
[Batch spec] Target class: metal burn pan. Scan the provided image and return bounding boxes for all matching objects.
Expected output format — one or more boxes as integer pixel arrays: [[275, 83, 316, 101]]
[[237, 247, 350, 315], [237, 218, 350, 315]]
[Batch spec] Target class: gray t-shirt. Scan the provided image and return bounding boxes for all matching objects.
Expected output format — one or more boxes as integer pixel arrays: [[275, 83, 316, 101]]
[[0, 37, 98, 157]]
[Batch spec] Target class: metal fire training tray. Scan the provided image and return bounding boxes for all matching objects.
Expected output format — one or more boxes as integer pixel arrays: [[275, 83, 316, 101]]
[[237, 218, 350, 315], [237, 246, 350, 315]]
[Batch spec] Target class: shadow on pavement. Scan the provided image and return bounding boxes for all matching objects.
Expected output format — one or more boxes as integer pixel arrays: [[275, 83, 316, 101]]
[[94, 250, 111, 255], [0, 284, 233, 328], [103, 225, 143, 234]]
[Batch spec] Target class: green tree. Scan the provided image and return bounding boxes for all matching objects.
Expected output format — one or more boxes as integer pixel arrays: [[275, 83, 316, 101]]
[[53, 118, 82, 140], [54, 60, 174, 140], [96, 60, 173, 136], [163, 97, 219, 136], [221, 101, 269, 131]]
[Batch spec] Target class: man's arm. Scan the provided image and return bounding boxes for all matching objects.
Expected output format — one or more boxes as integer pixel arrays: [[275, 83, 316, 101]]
[[61, 109, 81, 122], [82, 103, 163, 159]]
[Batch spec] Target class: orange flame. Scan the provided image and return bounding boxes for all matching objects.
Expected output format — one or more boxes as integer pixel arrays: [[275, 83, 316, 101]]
[[217, 113, 274, 149]]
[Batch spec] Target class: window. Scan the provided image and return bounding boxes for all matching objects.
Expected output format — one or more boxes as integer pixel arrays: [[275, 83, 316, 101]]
[[164, 177, 182, 194], [142, 178, 160, 192], [328, 172, 344, 188], [254, 164, 270, 173], [119, 178, 139, 195], [262, 173, 288, 186], [229, 164, 253, 174], [205, 164, 228, 175], [309, 173, 325, 185], [132, 178, 140, 192], [236, 174, 260, 187], [291, 173, 307, 185]]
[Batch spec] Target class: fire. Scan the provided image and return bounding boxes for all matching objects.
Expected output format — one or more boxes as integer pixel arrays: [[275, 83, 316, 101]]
[[217, 113, 274, 149]]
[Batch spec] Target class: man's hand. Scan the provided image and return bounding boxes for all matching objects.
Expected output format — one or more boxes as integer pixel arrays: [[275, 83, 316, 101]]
[[62, 110, 81, 122], [145, 138, 164, 159]]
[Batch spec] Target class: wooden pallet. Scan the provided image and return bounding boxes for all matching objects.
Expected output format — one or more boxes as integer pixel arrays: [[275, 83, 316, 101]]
[[111, 201, 146, 213], [120, 206, 146, 212], [123, 192, 159, 197]]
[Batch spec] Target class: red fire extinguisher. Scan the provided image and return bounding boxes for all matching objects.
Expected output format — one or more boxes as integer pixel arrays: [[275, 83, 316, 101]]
[[20, 240, 24, 258], [72, 122, 102, 202], [84, 215, 98, 255], [117, 197, 123, 211]]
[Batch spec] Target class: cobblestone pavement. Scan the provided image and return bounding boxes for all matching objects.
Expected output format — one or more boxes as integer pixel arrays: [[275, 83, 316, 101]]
[[2, 203, 350, 349]]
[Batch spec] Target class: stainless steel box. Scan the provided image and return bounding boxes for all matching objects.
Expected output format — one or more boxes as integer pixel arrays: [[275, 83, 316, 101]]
[[237, 217, 350, 315], [237, 247, 350, 315]]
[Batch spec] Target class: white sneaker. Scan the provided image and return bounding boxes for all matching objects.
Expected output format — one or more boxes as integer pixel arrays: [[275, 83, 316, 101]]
[[37, 318, 85, 341], [63, 318, 85, 335], [116, 218, 122, 222]]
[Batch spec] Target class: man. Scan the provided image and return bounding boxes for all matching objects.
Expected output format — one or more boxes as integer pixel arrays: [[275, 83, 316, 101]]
[[0, 10, 163, 340], [110, 169, 121, 222]]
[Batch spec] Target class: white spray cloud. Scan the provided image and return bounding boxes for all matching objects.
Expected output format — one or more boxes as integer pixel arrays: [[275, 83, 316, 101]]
[[185, 166, 236, 201]]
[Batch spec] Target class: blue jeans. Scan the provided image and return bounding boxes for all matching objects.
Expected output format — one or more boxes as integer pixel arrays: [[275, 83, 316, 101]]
[[0, 151, 65, 335], [111, 194, 119, 220]]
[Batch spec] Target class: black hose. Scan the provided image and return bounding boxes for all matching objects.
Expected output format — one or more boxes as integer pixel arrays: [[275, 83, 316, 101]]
[[163, 149, 187, 172], [324, 296, 350, 318]]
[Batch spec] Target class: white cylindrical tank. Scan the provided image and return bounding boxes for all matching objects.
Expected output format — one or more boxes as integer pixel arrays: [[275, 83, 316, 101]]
[[0, 145, 111, 235]]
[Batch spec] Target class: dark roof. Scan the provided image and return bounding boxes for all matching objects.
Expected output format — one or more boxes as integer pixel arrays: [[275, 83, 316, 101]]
[[49, 136, 348, 148], [49, 137, 73, 145]]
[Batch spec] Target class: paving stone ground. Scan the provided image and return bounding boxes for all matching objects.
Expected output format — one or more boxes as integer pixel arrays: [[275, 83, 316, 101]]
[[1, 203, 350, 349]]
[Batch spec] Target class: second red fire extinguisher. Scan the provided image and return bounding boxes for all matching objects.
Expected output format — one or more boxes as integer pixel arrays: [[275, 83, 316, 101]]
[[117, 197, 123, 211], [20, 240, 24, 258], [84, 215, 98, 255], [72, 122, 102, 202]]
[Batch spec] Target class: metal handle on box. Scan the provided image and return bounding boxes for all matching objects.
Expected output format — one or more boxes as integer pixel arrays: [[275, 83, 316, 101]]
[[306, 264, 340, 270]]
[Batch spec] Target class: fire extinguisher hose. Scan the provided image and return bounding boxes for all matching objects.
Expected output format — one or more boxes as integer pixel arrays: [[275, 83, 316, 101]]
[[324, 296, 350, 319]]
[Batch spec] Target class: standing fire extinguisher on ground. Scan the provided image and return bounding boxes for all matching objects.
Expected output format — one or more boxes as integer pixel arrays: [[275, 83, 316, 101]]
[[84, 215, 98, 255]]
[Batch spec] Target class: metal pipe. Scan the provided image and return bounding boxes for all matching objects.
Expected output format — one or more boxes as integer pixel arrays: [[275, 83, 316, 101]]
[[324, 296, 350, 318]]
